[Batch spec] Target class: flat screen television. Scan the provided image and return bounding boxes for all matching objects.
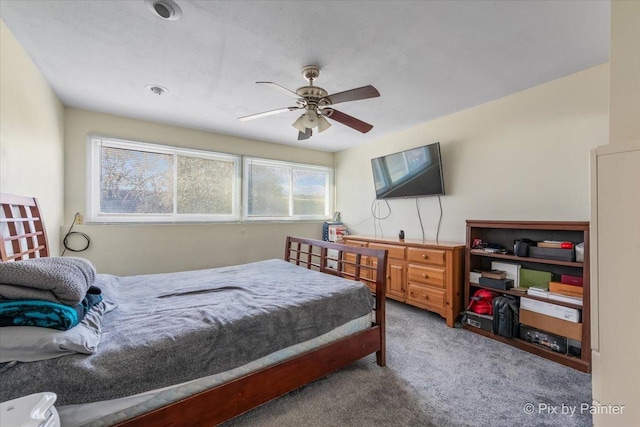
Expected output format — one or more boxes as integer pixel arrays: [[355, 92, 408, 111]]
[[371, 142, 445, 199]]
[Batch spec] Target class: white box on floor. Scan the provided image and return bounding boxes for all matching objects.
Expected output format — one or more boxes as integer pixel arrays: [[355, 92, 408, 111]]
[[520, 297, 581, 323]]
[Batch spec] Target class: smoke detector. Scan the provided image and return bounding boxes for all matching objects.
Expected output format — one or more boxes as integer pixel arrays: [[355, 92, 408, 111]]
[[146, 0, 182, 21]]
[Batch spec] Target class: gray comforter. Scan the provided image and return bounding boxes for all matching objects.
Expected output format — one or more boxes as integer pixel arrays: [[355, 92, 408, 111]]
[[0, 259, 373, 405]]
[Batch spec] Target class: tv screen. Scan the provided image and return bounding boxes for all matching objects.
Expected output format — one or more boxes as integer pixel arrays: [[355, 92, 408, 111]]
[[371, 142, 445, 199]]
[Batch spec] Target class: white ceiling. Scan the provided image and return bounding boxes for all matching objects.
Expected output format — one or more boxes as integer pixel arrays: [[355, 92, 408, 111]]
[[0, 0, 609, 152]]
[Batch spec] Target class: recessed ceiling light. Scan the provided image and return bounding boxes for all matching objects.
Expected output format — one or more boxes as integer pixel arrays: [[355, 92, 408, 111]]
[[146, 85, 168, 95], [145, 0, 182, 21]]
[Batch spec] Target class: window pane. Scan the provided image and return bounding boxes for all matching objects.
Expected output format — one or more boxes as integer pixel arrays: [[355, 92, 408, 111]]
[[100, 146, 173, 214], [177, 156, 234, 214], [293, 170, 327, 215], [247, 163, 290, 216]]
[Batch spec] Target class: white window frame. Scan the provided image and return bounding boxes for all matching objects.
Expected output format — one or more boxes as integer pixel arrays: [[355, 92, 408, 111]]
[[242, 157, 333, 221], [87, 136, 241, 223]]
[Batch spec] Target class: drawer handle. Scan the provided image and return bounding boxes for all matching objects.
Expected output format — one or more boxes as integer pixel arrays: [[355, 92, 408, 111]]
[[422, 273, 428, 278], [423, 294, 429, 299], [422, 254, 427, 259]]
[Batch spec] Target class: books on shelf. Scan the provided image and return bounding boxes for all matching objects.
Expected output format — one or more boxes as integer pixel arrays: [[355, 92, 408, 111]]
[[548, 292, 583, 306], [526, 287, 583, 306], [481, 269, 507, 280], [549, 281, 583, 297], [527, 287, 549, 298]]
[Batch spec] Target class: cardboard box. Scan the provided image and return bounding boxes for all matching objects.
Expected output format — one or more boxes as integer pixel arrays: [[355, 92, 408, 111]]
[[520, 308, 582, 341], [520, 297, 581, 322], [549, 281, 584, 297], [519, 324, 568, 354], [479, 277, 514, 290], [529, 246, 575, 262], [560, 274, 583, 286], [464, 311, 493, 332]]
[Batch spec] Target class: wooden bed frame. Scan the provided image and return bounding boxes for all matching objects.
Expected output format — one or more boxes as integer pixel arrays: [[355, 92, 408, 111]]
[[0, 193, 388, 427]]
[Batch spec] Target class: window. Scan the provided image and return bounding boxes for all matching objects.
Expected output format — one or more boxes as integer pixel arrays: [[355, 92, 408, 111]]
[[87, 137, 240, 222], [243, 157, 333, 221]]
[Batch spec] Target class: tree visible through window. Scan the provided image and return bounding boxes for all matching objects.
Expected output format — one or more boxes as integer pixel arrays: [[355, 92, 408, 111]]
[[88, 137, 240, 222], [244, 158, 332, 220], [100, 146, 173, 214], [88, 137, 332, 223]]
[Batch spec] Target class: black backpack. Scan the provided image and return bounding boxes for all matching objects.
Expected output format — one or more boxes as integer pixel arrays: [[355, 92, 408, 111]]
[[492, 295, 520, 338]]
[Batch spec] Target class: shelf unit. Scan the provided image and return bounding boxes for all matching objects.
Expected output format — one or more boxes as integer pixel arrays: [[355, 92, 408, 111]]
[[464, 220, 590, 372]]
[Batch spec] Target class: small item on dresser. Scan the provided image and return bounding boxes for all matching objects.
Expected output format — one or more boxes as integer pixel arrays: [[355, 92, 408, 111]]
[[399, 230, 404, 241]]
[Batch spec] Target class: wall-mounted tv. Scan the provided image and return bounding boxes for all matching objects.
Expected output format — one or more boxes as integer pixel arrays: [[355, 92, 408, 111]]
[[371, 142, 445, 199]]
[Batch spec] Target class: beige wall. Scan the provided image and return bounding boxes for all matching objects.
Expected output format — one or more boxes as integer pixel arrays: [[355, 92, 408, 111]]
[[63, 108, 334, 275], [609, 0, 640, 145], [336, 64, 609, 244], [0, 20, 64, 255], [591, 1, 640, 425]]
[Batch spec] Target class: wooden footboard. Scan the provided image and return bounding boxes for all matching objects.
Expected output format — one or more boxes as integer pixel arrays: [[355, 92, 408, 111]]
[[115, 237, 388, 427]]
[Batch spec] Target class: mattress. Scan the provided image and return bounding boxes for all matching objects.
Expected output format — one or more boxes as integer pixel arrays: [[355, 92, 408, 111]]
[[2, 259, 374, 424], [57, 313, 372, 427]]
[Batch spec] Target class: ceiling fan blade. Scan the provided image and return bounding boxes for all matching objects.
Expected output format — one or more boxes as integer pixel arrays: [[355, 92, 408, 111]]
[[325, 109, 374, 133], [238, 106, 300, 121], [324, 85, 380, 106], [298, 128, 312, 140], [257, 82, 302, 99]]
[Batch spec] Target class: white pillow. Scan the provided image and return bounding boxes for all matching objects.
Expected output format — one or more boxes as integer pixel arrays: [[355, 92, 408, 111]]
[[0, 300, 116, 363]]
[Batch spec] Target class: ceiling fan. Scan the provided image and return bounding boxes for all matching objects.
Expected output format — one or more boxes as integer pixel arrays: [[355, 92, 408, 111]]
[[238, 65, 380, 141]]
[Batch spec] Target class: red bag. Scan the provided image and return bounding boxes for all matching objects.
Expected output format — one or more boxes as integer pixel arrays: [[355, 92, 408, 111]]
[[468, 289, 499, 315]]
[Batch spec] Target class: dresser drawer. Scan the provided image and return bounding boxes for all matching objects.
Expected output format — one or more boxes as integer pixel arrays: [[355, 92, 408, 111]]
[[407, 264, 445, 287], [407, 283, 446, 310], [343, 240, 368, 248], [407, 247, 445, 266], [369, 243, 406, 259]]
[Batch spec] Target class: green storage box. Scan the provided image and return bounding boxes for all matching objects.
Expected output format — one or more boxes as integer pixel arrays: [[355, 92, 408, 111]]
[[519, 268, 552, 290]]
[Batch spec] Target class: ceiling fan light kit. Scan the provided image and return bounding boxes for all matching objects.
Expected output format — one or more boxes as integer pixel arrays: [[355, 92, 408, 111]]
[[239, 65, 379, 141]]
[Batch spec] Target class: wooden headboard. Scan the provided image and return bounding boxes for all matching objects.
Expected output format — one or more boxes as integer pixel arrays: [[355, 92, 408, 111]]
[[0, 193, 49, 261]]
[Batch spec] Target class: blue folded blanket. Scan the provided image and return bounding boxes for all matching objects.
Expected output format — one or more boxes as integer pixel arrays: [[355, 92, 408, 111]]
[[0, 287, 103, 330]]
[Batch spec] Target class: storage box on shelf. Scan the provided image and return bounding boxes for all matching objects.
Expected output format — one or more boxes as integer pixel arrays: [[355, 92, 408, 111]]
[[464, 220, 590, 372], [343, 236, 465, 327]]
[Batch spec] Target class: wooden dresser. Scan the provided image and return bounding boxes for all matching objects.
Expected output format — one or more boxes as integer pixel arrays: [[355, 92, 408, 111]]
[[342, 236, 465, 327]]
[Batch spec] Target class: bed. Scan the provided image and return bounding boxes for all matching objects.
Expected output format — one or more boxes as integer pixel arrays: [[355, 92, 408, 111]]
[[0, 192, 387, 426]]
